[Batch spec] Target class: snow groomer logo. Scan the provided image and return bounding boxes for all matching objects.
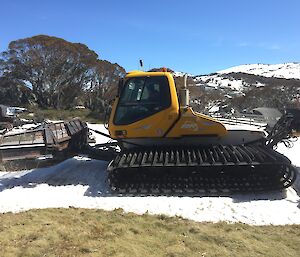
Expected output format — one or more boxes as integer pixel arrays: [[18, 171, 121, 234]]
[[181, 121, 199, 131]]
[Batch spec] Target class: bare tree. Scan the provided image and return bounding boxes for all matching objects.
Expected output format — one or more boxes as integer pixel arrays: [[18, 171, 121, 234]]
[[0, 35, 125, 110]]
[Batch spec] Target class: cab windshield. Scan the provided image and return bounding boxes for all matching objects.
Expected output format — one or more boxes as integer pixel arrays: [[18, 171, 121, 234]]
[[114, 76, 171, 125]]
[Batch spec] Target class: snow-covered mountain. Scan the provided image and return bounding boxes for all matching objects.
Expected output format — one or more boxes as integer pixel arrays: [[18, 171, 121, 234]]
[[192, 62, 300, 95], [178, 62, 300, 113], [218, 62, 300, 80]]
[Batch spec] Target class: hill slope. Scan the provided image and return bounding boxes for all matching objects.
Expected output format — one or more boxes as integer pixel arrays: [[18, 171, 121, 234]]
[[184, 62, 300, 113]]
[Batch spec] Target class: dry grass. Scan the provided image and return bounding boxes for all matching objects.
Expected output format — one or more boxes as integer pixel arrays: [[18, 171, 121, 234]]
[[0, 208, 299, 257]]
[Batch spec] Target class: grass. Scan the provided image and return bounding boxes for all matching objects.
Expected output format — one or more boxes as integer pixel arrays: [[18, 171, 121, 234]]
[[0, 208, 299, 257], [20, 107, 104, 123]]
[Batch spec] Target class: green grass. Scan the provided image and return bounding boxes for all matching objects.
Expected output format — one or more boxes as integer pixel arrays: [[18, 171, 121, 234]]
[[20, 108, 104, 123], [0, 208, 299, 257]]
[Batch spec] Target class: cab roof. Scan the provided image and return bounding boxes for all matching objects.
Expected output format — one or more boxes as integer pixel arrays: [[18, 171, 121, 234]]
[[126, 70, 172, 78]]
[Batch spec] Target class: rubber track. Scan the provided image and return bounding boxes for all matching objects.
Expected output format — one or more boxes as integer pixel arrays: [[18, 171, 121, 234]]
[[107, 144, 297, 196]]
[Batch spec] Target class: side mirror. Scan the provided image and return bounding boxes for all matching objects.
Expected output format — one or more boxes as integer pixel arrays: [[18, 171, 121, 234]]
[[117, 78, 124, 96]]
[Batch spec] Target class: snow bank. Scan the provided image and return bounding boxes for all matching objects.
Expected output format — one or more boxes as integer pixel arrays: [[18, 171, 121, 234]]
[[0, 124, 300, 225]]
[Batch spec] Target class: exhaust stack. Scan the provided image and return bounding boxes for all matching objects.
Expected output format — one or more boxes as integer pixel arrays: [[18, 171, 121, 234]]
[[139, 59, 144, 71], [180, 74, 189, 107]]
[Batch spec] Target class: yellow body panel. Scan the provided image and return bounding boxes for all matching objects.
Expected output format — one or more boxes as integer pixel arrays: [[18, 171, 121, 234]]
[[167, 107, 227, 137], [108, 70, 227, 139]]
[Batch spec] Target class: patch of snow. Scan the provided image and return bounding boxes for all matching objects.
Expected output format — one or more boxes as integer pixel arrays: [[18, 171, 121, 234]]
[[277, 141, 300, 194], [194, 74, 249, 93], [208, 106, 219, 113], [5, 123, 40, 135], [255, 82, 265, 88], [277, 140, 300, 167], [173, 71, 193, 77], [87, 123, 113, 145]]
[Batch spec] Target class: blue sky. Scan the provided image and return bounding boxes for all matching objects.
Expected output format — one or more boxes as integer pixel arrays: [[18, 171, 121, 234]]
[[1, 0, 299, 74]]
